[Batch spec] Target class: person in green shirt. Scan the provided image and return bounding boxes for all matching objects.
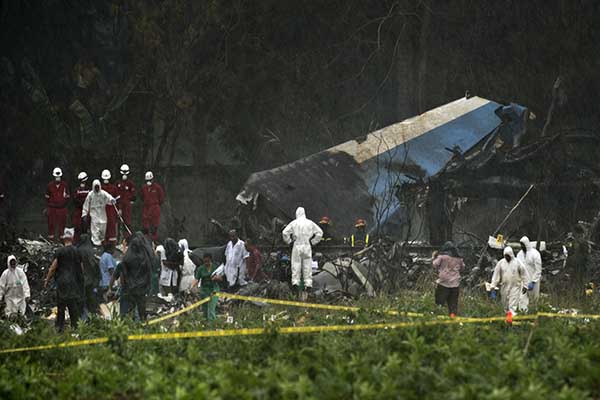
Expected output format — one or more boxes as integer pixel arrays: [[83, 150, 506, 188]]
[[193, 253, 222, 321]]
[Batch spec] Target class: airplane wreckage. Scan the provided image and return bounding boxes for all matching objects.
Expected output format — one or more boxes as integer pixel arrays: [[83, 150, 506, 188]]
[[230, 95, 600, 295]]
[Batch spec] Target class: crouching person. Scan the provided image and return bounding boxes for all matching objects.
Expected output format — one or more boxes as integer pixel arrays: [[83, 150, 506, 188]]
[[0, 255, 30, 318], [193, 253, 222, 321]]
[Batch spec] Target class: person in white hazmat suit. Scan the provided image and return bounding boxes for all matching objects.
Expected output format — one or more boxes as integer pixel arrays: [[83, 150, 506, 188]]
[[0, 255, 31, 317], [517, 236, 542, 307], [489, 246, 530, 313], [178, 239, 196, 293], [157, 245, 178, 296], [282, 207, 323, 291], [224, 230, 247, 287], [82, 179, 116, 246]]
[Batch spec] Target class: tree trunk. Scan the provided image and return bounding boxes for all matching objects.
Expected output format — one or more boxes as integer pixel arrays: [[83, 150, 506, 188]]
[[416, 0, 432, 114], [396, 36, 415, 120]]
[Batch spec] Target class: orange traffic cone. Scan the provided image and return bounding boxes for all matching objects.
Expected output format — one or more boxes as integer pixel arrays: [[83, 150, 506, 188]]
[[505, 310, 513, 325]]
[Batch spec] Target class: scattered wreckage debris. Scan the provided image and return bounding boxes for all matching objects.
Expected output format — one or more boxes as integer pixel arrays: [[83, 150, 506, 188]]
[[1, 224, 598, 326]]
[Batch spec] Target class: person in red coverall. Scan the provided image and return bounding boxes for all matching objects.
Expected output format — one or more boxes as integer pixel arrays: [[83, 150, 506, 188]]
[[101, 169, 118, 244], [116, 164, 136, 237], [45, 167, 70, 240], [72, 171, 90, 243], [141, 171, 164, 242]]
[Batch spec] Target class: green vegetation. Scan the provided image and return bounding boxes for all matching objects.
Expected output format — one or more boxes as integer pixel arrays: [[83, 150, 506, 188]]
[[1, 291, 600, 399]]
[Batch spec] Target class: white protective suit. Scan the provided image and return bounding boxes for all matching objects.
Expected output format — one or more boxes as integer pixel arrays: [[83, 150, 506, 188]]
[[0, 256, 30, 316], [157, 245, 178, 289], [490, 247, 530, 313], [517, 236, 542, 304], [282, 207, 323, 288], [178, 239, 196, 292], [82, 180, 116, 246], [224, 239, 247, 286]]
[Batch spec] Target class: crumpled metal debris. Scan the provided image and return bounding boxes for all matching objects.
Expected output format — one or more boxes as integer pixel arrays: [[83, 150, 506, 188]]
[[17, 238, 55, 256]]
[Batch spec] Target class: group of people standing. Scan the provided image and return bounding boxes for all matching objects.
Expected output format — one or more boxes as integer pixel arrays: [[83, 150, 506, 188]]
[[432, 236, 543, 316], [37, 228, 158, 331], [45, 165, 164, 245], [317, 215, 370, 248], [0, 226, 266, 332], [37, 228, 228, 331], [1, 193, 546, 328]]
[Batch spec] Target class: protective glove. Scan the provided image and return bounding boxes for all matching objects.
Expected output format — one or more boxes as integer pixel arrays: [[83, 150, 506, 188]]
[[490, 290, 497, 300], [527, 282, 535, 291]]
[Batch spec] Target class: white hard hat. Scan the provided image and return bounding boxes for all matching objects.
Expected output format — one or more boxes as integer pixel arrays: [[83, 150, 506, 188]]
[[62, 228, 74, 239], [101, 169, 111, 180], [120, 164, 130, 175], [77, 171, 88, 181], [52, 167, 63, 177], [145, 171, 154, 181]]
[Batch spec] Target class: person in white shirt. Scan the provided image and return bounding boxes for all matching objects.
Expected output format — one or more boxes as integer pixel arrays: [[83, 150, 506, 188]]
[[224, 230, 247, 287]]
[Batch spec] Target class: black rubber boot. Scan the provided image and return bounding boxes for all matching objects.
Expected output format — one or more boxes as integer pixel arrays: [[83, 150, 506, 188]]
[[292, 285, 300, 298]]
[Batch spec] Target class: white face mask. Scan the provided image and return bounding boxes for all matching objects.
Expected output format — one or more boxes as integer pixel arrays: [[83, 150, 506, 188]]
[[80, 182, 86, 187], [146, 181, 152, 186], [54, 177, 61, 182], [122, 175, 128, 181], [103, 179, 109, 184]]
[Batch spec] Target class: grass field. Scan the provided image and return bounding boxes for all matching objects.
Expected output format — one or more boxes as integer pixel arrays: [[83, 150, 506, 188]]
[[1, 290, 600, 399]]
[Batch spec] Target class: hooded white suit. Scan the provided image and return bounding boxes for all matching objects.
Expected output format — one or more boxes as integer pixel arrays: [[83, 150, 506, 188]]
[[178, 239, 196, 293], [490, 247, 530, 313], [82, 180, 116, 245], [0, 256, 30, 316], [224, 238, 246, 286], [517, 236, 542, 304], [282, 207, 323, 288]]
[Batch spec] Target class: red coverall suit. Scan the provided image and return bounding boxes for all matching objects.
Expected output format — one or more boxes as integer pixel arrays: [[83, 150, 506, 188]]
[[72, 185, 89, 242], [141, 182, 165, 242], [116, 179, 136, 236], [45, 181, 70, 240], [103, 183, 119, 243]]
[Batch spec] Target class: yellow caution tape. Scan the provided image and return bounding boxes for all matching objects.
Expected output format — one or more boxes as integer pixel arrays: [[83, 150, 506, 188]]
[[0, 312, 598, 354], [0, 315, 518, 354], [0, 337, 109, 354], [537, 312, 600, 320], [145, 296, 212, 326], [216, 292, 424, 317]]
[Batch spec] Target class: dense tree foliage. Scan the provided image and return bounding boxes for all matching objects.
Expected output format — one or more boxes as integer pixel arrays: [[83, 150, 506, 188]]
[[1, 0, 599, 229]]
